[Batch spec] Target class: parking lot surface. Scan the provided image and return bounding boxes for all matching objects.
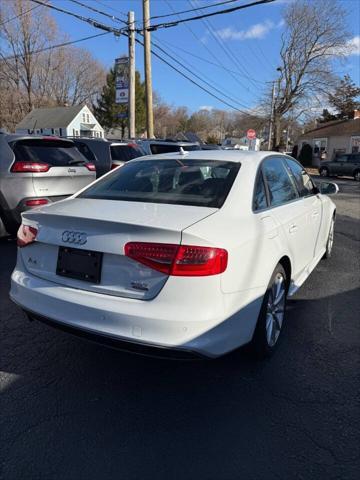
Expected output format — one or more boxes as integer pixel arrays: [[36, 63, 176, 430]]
[[1, 178, 359, 480]]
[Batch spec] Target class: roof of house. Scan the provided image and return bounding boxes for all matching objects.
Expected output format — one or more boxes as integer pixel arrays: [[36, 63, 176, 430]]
[[16, 105, 84, 130], [299, 118, 360, 139]]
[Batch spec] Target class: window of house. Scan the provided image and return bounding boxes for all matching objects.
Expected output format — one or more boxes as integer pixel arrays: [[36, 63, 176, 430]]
[[82, 113, 86, 123], [86, 113, 90, 123], [262, 158, 298, 207], [313, 138, 327, 156], [351, 136, 360, 153]]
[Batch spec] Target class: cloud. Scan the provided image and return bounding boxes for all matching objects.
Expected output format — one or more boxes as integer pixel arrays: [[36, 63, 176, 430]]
[[199, 105, 214, 111], [216, 20, 275, 41], [346, 36, 360, 56]]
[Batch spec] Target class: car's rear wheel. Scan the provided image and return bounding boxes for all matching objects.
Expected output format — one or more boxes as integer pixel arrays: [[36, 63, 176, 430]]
[[323, 216, 335, 259], [354, 170, 360, 182], [251, 264, 288, 358], [319, 167, 329, 177]]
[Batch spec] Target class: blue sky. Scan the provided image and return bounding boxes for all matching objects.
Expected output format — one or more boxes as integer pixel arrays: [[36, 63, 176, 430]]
[[53, 0, 360, 112]]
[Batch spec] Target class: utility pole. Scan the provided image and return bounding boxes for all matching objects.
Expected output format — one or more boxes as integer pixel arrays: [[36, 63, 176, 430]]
[[142, 0, 154, 138], [128, 11, 136, 139], [268, 81, 276, 151]]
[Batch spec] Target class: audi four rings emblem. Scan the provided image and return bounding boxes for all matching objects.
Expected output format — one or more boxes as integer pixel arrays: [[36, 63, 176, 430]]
[[62, 231, 88, 245]]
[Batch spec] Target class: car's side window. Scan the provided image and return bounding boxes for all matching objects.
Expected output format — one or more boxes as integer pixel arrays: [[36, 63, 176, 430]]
[[253, 171, 268, 211], [262, 158, 298, 207], [285, 158, 315, 197]]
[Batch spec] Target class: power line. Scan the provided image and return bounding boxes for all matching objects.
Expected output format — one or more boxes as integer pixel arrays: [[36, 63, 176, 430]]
[[151, 38, 252, 109], [68, 0, 128, 25], [93, 0, 128, 20], [160, 38, 266, 84], [150, 0, 242, 20], [1, 32, 109, 61], [0, 2, 43, 27], [163, 0, 257, 95], [29, 0, 126, 35], [189, 0, 260, 90], [28, 0, 258, 115], [140, 37, 252, 115], [143, 0, 275, 32], [66, 0, 255, 109]]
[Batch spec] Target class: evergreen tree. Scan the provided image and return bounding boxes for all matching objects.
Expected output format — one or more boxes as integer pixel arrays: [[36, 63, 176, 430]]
[[94, 68, 146, 136], [328, 75, 360, 119]]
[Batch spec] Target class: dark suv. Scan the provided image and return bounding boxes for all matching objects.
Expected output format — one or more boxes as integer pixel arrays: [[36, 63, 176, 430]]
[[319, 153, 360, 182], [71, 138, 145, 177]]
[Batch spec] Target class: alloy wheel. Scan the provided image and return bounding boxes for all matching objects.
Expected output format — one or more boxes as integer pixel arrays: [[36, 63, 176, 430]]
[[327, 219, 334, 255], [266, 273, 286, 347]]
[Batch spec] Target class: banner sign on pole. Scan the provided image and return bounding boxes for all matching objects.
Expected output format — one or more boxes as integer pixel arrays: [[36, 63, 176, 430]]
[[115, 56, 129, 105]]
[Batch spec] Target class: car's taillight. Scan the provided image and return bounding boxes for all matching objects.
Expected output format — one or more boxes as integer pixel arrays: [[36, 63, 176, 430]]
[[124, 242, 228, 276], [11, 161, 50, 173], [17, 224, 38, 247], [85, 163, 96, 171], [25, 198, 49, 207]]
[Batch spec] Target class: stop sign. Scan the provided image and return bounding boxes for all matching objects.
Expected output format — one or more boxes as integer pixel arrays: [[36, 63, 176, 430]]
[[247, 129, 256, 140]]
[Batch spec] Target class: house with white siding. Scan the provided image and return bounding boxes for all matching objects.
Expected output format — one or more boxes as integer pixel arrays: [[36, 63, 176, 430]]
[[15, 105, 104, 138]]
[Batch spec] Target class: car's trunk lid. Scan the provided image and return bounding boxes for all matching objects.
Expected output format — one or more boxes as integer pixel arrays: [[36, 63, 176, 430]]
[[20, 198, 217, 299]]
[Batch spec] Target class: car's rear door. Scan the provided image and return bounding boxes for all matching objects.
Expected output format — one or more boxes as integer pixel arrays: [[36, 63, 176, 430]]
[[12, 138, 95, 198], [262, 157, 314, 278], [284, 158, 323, 259]]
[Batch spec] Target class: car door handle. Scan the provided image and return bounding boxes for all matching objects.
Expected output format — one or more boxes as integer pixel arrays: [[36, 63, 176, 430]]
[[289, 224, 298, 234], [312, 211, 319, 218]]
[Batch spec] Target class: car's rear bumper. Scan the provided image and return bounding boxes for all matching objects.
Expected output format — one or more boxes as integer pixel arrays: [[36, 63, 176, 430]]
[[23, 309, 204, 359], [10, 259, 264, 358]]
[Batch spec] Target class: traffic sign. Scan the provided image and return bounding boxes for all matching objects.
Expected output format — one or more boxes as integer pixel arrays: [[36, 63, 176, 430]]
[[247, 129, 256, 140]]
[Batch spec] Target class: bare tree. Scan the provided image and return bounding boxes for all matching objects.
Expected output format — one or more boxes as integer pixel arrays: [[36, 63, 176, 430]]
[[271, 0, 350, 147], [0, 0, 106, 131], [0, 0, 58, 111]]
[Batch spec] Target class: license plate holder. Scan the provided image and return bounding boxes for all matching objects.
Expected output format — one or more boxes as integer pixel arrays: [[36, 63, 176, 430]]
[[56, 247, 102, 283]]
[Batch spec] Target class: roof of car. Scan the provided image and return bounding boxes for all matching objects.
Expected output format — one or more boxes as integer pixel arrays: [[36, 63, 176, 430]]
[[1, 134, 75, 143], [135, 149, 284, 165]]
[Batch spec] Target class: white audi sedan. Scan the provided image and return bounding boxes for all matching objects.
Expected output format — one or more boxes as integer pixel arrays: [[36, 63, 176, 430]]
[[10, 151, 337, 359]]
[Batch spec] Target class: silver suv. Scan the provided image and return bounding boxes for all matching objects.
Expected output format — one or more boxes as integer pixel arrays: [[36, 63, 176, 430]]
[[0, 134, 96, 235]]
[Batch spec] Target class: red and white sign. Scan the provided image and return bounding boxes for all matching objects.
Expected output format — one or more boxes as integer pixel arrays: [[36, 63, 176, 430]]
[[247, 129, 256, 140]]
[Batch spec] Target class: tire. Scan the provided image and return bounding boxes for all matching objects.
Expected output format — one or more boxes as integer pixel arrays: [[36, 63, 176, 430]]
[[323, 216, 335, 259], [354, 170, 360, 182], [251, 264, 288, 359], [319, 167, 329, 177]]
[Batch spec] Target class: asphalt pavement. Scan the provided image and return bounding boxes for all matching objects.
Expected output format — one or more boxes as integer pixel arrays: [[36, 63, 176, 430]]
[[1, 178, 359, 480]]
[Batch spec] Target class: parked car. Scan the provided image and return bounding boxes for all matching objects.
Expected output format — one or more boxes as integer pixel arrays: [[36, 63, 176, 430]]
[[200, 144, 222, 150], [10, 151, 337, 359], [71, 138, 145, 177], [140, 140, 200, 155], [0, 135, 96, 235], [319, 153, 360, 181]]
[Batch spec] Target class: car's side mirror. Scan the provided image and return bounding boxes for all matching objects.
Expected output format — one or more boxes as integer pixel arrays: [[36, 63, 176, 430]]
[[319, 182, 339, 195]]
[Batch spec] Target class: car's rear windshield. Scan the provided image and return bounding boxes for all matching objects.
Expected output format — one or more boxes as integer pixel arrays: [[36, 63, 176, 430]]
[[110, 144, 145, 162], [11, 139, 88, 166], [79, 159, 240, 208], [149, 144, 200, 154]]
